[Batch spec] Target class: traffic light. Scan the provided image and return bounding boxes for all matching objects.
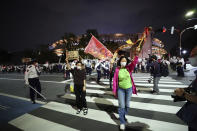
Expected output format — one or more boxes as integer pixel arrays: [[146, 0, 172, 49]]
[[171, 26, 175, 34], [162, 27, 167, 33]]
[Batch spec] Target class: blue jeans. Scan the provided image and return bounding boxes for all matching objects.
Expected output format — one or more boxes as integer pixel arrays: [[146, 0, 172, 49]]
[[118, 87, 132, 124]]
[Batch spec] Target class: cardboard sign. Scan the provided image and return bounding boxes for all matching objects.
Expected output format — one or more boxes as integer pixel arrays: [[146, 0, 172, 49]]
[[67, 51, 79, 60], [22, 58, 32, 63]]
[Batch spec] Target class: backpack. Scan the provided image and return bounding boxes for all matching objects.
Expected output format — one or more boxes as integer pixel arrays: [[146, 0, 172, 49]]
[[160, 63, 169, 77]]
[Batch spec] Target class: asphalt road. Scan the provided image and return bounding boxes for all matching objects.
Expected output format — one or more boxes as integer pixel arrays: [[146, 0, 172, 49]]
[[0, 72, 195, 131]]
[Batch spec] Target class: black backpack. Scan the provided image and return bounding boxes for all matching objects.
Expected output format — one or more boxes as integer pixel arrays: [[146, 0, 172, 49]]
[[160, 63, 169, 77]]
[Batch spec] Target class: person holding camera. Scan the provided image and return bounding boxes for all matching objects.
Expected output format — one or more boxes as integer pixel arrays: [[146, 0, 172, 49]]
[[174, 70, 197, 131], [174, 47, 197, 131]]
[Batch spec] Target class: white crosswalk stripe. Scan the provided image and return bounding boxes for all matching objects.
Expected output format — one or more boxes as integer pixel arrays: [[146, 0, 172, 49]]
[[8, 74, 188, 131]]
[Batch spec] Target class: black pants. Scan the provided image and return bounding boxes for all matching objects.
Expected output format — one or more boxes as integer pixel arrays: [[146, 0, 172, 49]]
[[66, 70, 70, 79], [109, 72, 113, 89], [97, 71, 101, 83], [74, 85, 87, 109], [28, 78, 41, 102], [134, 67, 138, 73], [177, 66, 184, 77]]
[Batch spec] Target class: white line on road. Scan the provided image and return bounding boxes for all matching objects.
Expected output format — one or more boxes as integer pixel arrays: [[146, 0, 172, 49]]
[[0, 93, 45, 104], [0, 77, 70, 84], [62, 94, 181, 114], [41, 102, 187, 131], [9, 113, 79, 131]]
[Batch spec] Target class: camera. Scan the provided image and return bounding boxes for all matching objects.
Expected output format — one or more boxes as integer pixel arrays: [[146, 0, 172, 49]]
[[171, 87, 193, 102]]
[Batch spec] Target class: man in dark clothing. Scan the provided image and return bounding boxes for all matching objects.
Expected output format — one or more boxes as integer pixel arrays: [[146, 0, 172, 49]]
[[150, 55, 161, 95], [109, 63, 116, 89], [66, 59, 88, 115], [96, 62, 102, 83]]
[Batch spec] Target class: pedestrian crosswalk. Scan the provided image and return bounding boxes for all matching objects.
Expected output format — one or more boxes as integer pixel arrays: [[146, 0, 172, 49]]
[[8, 74, 188, 131]]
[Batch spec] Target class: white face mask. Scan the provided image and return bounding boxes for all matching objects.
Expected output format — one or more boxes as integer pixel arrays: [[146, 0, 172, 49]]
[[189, 56, 197, 66], [77, 66, 81, 70], [120, 62, 126, 67]]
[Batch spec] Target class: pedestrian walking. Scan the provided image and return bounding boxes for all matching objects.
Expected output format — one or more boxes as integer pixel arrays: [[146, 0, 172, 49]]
[[25, 60, 42, 104], [112, 51, 139, 130], [150, 55, 161, 95]]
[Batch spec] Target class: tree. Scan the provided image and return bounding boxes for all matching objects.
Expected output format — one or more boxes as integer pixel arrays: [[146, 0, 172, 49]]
[[86, 29, 99, 41], [62, 33, 77, 51]]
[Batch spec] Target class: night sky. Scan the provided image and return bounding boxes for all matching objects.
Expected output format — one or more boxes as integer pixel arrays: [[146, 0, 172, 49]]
[[1, 0, 197, 52]]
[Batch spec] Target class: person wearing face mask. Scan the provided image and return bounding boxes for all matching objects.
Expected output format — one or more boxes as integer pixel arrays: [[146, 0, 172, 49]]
[[112, 51, 139, 130], [66, 59, 88, 115]]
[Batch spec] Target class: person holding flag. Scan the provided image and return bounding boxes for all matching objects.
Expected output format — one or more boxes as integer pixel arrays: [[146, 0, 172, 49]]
[[111, 30, 147, 130], [112, 48, 140, 130]]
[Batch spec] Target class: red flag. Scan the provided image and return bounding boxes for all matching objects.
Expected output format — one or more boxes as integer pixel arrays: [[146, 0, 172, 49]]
[[85, 35, 113, 59]]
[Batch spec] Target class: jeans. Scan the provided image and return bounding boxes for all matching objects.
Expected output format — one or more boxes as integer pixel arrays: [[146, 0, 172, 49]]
[[118, 87, 132, 124], [153, 76, 160, 93]]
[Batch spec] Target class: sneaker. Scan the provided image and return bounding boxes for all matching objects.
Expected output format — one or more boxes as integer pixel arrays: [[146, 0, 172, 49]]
[[32, 101, 36, 104], [83, 108, 88, 115], [76, 109, 81, 114], [120, 124, 125, 130], [150, 90, 156, 94], [153, 92, 160, 95]]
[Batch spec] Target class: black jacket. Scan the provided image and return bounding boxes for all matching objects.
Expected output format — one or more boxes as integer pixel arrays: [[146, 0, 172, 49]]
[[70, 68, 86, 86], [150, 61, 161, 77]]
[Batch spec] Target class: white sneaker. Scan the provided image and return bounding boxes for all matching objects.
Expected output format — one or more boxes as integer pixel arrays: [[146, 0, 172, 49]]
[[120, 124, 125, 130]]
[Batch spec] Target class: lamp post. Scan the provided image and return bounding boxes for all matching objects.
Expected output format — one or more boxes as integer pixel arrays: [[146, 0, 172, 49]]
[[179, 25, 197, 56]]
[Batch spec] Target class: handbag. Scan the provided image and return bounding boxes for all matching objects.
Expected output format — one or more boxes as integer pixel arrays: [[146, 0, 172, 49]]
[[176, 102, 197, 129]]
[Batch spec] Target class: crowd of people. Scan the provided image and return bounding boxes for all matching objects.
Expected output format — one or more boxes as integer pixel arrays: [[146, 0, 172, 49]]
[[1, 52, 196, 130], [0, 55, 188, 80]]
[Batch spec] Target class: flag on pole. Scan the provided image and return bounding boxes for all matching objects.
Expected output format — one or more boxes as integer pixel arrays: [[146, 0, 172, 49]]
[[85, 35, 113, 59]]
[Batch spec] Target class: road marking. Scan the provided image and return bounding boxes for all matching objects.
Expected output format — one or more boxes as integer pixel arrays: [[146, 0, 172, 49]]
[[0, 93, 45, 104], [9, 113, 79, 131], [0, 77, 70, 84], [40, 102, 187, 131], [62, 94, 181, 114]]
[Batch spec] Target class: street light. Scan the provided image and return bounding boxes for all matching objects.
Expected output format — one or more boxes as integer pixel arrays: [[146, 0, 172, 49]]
[[179, 24, 197, 56], [185, 10, 195, 17], [182, 50, 187, 55]]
